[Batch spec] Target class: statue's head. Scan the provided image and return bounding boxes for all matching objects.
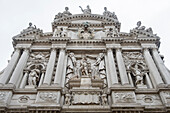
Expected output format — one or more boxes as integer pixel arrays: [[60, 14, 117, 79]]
[[87, 5, 89, 9], [65, 7, 69, 11], [104, 7, 107, 11]]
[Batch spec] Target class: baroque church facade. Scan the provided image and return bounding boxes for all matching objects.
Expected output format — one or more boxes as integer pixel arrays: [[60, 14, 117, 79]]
[[0, 6, 170, 113]]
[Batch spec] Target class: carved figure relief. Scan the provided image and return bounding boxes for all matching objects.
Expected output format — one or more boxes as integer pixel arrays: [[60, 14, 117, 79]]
[[65, 93, 71, 105], [123, 52, 148, 88], [114, 92, 136, 103], [101, 93, 108, 105], [79, 5, 91, 14], [77, 22, 95, 39], [66, 52, 107, 87], [53, 27, 67, 37]]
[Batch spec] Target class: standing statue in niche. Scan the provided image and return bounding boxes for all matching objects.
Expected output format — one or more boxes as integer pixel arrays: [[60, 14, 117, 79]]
[[79, 5, 91, 14], [28, 66, 40, 86], [130, 63, 145, 86]]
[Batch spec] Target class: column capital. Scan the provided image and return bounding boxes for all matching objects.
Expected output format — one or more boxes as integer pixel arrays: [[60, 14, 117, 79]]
[[116, 48, 122, 52]]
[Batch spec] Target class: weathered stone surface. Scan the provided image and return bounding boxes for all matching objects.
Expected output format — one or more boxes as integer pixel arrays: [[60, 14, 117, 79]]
[[0, 6, 169, 113]]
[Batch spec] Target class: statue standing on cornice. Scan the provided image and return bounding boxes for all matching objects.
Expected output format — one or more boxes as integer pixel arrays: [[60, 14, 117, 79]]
[[79, 5, 91, 14], [103, 7, 117, 20], [63, 7, 72, 17]]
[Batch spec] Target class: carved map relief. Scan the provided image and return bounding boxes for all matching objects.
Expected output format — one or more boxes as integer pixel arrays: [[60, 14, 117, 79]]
[[36, 91, 60, 104], [123, 52, 150, 88], [113, 91, 136, 103]]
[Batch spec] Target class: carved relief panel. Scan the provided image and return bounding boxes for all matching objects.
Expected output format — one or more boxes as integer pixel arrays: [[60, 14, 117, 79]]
[[64, 51, 108, 106], [123, 52, 152, 89], [112, 91, 136, 104], [35, 91, 60, 104], [20, 52, 50, 89]]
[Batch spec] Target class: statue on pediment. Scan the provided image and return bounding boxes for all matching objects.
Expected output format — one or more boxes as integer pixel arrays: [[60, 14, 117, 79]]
[[79, 5, 91, 14], [103, 7, 118, 20], [130, 21, 158, 38], [63, 7, 72, 17], [54, 7, 72, 19]]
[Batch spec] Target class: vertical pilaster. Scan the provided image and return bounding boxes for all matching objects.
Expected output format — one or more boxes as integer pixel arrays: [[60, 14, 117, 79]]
[[0, 48, 21, 85], [152, 48, 170, 84], [43, 48, 57, 85], [106, 48, 119, 87], [116, 48, 129, 85], [54, 48, 66, 85], [8, 48, 29, 86], [143, 48, 164, 87]]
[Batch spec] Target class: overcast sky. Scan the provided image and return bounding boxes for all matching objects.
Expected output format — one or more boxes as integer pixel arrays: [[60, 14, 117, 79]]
[[0, 0, 170, 71]]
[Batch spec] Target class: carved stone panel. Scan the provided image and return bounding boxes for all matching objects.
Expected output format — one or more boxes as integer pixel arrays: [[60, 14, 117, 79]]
[[72, 91, 100, 105], [35, 91, 60, 104], [112, 91, 136, 104], [160, 91, 170, 105]]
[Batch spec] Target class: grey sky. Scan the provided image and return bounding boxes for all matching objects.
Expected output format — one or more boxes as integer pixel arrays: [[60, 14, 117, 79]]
[[0, 0, 170, 70]]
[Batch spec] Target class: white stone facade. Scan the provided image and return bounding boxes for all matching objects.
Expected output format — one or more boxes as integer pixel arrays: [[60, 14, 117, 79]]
[[0, 6, 170, 113]]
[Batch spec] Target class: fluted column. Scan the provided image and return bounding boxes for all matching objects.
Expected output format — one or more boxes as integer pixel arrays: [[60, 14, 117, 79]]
[[0, 48, 21, 85], [19, 71, 29, 88], [8, 49, 29, 86], [143, 48, 164, 87], [152, 48, 170, 84], [116, 48, 129, 85], [43, 48, 57, 85], [106, 48, 119, 87], [54, 48, 66, 85]]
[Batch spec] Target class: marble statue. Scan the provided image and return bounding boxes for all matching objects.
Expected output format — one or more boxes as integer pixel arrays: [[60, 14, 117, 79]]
[[79, 5, 91, 14], [63, 7, 72, 16], [65, 93, 71, 105], [28, 67, 40, 86], [101, 94, 107, 105], [80, 56, 91, 76], [130, 63, 145, 86]]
